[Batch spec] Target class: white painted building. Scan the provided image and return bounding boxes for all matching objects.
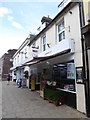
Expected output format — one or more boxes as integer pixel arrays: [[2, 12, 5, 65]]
[[11, 0, 86, 115], [11, 35, 35, 86]]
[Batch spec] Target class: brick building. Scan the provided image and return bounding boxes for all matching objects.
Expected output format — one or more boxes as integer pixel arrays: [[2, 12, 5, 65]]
[[0, 49, 17, 81]]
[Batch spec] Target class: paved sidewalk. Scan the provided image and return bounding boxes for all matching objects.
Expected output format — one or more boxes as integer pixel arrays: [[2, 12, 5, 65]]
[[2, 81, 87, 118]]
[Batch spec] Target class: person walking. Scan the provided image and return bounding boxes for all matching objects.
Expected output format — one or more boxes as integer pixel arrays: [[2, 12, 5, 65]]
[[13, 73, 17, 82], [7, 74, 10, 85]]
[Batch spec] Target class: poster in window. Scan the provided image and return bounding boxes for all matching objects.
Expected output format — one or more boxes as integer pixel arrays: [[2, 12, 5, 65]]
[[67, 63, 75, 79], [32, 47, 39, 58]]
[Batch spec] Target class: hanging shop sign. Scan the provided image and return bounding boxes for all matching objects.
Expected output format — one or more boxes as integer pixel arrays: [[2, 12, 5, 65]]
[[32, 47, 39, 58]]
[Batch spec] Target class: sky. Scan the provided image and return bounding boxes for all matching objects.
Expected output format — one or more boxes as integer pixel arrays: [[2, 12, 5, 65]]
[[0, 0, 61, 57]]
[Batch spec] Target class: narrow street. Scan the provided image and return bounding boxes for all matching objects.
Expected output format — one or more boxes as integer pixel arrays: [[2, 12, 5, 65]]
[[1, 81, 87, 118]]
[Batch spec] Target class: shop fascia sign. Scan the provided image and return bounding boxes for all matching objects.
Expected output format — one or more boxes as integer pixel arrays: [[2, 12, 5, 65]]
[[38, 38, 73, 57]]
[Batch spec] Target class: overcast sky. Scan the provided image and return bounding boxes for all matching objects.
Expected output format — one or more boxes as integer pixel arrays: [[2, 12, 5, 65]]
[[0, 0, 61, 57]]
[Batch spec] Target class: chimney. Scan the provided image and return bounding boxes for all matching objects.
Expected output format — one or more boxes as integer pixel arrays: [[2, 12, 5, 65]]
[[41, 16, 52, 24]]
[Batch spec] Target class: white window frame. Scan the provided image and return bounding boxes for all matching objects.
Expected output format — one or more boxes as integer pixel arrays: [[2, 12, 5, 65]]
[[41, 34, 46, 51], [57, 18, 65, 42]]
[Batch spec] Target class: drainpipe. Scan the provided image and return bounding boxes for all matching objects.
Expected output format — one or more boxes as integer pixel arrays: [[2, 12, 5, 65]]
[[82, 36, 90, 117], [85, 44, 90, 117], [79, 2, 90, 117]]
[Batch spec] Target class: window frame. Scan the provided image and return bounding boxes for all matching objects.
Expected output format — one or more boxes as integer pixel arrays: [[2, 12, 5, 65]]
[[57, 18, 65, 42], [41, 34, 46, 51]]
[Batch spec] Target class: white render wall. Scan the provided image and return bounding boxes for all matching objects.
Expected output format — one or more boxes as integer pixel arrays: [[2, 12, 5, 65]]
[[76, 84, 86, 113], [65, 4, 83, 67], [13, 43, 31, 67], [35, 37, 41, 53], [46, 25, 56, 47], [64, 4, 86, 113]]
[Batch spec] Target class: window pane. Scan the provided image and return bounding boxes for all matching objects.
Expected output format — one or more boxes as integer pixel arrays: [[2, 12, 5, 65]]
[[43, 44, 46, 51], [62, 31, 65, 39], [58, 31, 65, 42], [43, 36, 46, 44], [57, 19, 65, 42], [58, 20, 64, 32], [42, 34, 46, 51]]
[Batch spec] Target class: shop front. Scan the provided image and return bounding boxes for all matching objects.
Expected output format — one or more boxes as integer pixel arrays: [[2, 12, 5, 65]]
[[27, 63, 40, 91], [25, 38, 86, 113], [36, 52, 76, 108], [34, 42, 86, 113], [25, 38, 76, 108]]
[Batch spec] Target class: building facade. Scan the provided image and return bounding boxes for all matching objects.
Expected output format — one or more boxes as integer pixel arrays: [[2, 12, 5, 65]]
[[10, 35, 35, 87], [81, 0, 90, 117], [0, 49, 17, 81], [11, 0, 88, 116]]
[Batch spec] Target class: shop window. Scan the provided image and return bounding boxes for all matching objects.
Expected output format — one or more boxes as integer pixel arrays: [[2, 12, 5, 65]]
[[53, 61, 75, 91]]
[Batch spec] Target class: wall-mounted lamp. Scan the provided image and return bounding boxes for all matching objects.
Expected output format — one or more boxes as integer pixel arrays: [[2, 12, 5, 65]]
[[47, 43, 51, 48], [69, 10, 72, 14]]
